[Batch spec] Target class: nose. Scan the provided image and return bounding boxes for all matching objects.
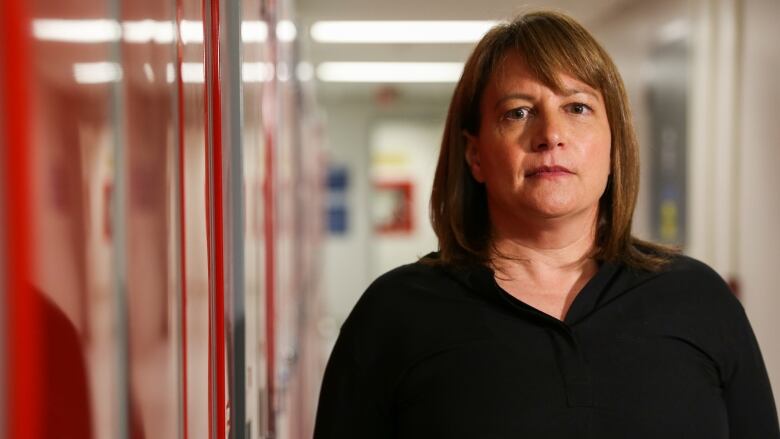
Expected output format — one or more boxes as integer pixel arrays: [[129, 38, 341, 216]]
[[531, 111, 565, 152]]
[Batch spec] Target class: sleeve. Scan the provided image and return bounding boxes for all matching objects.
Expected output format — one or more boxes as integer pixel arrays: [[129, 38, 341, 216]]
[[313, 321, 395, 439], [722, 303, 780, 438]]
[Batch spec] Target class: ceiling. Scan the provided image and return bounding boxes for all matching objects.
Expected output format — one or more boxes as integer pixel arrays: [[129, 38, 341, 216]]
[[295, 0, 639, 102]]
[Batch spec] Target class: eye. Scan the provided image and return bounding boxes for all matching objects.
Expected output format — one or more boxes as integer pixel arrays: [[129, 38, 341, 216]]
[[568, 103, 592, 115], [504, 107, 532, 121]]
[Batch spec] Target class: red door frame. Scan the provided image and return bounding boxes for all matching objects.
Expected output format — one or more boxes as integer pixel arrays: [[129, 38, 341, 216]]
[[1, 1, 41, 439], [204, 0, 226, 437]]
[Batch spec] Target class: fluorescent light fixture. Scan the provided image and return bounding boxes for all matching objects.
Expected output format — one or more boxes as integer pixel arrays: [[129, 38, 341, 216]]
[[33, 19, 121, 43], [166, 62, 273, 83], [242, 21, 268, 42], [296, 62, 314, 82], [34, 19, 274, 45], [181, 62, 205, 83], [310, 20, 497, 44], [277, 20, 297, 42], [73, 62, 123, 84], [123, 20, 175, 43], [180, 20, 204, 44], [166, 62, 206, 83], [277, 62, 291, 82], [316, 62, 463, 83], [243, 62, 274, 82]]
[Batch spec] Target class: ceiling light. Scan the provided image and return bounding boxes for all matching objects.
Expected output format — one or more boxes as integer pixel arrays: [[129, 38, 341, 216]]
[[277, 62, 291, 82], [123, 20, 175, 43], [34, 19, 121, 43], [180, 20, 204, 44], [243, 62, 274, 82], [33, 19, 270, 45], [180, 63, 205, 83], [296, 62, 314, 82], [166, 62, 206, 83], [166, 62, 274, 83], [310, 20, 497, 44], [73, 62, 123, 84], [316, 62, 463, 83], [242, 21, 268, 42], [277, 20, 297, 42]]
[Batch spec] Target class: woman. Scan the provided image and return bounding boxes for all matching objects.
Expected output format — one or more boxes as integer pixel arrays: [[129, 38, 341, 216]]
[[314, 11, 779, 438]]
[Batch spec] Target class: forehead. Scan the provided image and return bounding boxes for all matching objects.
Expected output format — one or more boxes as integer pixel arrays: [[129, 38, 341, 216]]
[[486, 52, 600, 99]]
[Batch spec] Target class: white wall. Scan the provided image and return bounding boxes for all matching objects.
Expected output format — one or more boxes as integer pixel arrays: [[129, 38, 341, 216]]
[[737, 0, 780, 406], [320, 101, 373, 331], [369, 119, 442, 280], [319, 97, 448, 330], [591, 0, 692, 243]]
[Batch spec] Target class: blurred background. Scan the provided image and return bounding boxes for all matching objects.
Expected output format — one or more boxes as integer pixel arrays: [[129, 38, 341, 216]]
[[1, 0, 778, 438]]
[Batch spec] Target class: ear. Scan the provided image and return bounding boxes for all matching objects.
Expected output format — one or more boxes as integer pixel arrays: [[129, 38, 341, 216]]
[[463, 131, 485, 183]]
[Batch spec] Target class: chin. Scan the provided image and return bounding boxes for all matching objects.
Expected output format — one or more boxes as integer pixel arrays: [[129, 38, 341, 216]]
[[526, 196, 577, 216], [531, 207, 579, 219], [524, 199, 595, 221]]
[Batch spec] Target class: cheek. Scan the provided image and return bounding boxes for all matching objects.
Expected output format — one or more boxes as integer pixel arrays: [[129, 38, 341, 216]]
[[579, 128, 611, 193], [483, 143, 523, 177], [591, 125, 612, 173]]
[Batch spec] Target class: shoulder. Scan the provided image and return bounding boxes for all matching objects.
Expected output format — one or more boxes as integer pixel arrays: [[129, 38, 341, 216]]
[[335, 257, 477, 366], [348, 258, 460, 322], [662, 253, 726, 280], [340, 254, 483, 335], [657, 254, 731, 289], [369, 258, 447, 293], [638, 253, 744, 315]]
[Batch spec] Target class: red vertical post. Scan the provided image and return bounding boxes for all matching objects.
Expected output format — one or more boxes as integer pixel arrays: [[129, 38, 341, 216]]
[[204, 0, 226, 437], [203, 0, 214, 434], [1, 1, 40, 439]]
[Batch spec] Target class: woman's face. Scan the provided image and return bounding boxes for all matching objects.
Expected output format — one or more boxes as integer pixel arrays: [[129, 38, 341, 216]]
[[465, 53, 612, 229]]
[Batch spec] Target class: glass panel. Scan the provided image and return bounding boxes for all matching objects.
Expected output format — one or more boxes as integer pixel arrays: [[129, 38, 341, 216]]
[[275, 5, 295, 436], [238, 0, 270, 437], [29, 1, 120, 438], [274, 1, 325, 435], [120, 0, 180, 437], [178, 0, 210, 437], [221, 0, 247, 437]]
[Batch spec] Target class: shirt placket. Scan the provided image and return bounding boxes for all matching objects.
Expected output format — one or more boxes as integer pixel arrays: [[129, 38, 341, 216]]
[[548, 324, 593, 407]]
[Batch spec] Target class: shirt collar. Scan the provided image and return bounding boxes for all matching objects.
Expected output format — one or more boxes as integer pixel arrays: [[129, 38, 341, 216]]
[[436, 253, 657, 327]]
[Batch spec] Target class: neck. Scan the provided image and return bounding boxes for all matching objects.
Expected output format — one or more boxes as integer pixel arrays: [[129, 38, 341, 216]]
[[488, 206, 598, 276]]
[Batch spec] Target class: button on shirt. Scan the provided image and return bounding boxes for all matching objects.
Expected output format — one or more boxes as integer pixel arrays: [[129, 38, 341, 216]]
[[314, 254, 780, 438]]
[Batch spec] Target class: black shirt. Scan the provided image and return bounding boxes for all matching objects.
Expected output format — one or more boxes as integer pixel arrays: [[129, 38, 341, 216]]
[[314, 253, 780, 438]]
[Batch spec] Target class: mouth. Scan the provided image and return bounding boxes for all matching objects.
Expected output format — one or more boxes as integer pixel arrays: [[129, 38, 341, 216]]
[[525, 165, 574, 178]]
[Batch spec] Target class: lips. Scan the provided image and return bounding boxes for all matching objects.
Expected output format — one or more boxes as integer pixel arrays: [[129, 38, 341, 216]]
[[525, 165, 573, 177]]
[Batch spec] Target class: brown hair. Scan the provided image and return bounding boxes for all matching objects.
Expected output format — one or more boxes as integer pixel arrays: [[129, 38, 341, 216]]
[[428, 10, 675, 270]]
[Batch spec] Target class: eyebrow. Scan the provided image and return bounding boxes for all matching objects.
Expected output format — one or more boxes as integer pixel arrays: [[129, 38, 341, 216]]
[[494, 88, 599, 109], [561, 87, 599, 99], [494, 93, 535, 109]]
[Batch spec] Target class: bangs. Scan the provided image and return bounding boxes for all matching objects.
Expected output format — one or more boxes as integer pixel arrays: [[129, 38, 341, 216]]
[[494, 13, 608, 94]]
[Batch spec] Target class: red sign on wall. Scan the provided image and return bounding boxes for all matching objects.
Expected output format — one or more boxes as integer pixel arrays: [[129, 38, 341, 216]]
[[373, 181, 413, 234]]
